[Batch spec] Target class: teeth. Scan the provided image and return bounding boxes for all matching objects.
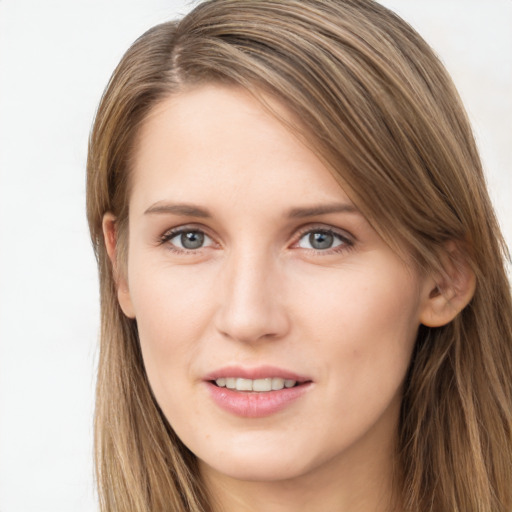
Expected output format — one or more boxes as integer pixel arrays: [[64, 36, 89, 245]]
[[252, 378, 272, 392], [214, 377, 297, 392], [271, 377, 284, 390], [236, 378, 253, 391]]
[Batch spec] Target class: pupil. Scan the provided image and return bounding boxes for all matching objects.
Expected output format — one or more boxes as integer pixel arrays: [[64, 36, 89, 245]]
[[309, 232, 333, 250], [181, 231, 204, 249]]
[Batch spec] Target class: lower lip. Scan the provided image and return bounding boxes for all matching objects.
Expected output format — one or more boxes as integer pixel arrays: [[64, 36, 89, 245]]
[[205, 381, 312, 418]]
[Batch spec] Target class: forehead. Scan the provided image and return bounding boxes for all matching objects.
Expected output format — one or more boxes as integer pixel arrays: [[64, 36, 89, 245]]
[[129, 84, 353, 214]]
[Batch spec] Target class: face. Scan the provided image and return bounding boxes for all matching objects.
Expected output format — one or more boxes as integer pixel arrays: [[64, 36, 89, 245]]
[[111, 84, 435, 485]]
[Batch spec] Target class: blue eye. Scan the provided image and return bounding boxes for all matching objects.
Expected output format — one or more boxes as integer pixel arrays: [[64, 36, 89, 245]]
[[164, 229, 213, 250], [297, 229, 349, 250]]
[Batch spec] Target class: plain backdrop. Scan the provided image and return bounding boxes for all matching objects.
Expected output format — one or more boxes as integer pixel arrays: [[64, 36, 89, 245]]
[[0, 1, 510, 511]]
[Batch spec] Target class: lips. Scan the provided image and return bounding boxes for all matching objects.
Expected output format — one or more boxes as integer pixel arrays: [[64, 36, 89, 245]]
[[203, 365, 313, 418], [204, 365, 310, 382]]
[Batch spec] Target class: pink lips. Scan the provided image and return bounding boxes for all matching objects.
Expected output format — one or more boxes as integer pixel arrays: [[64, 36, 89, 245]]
[[203, 365, 313, 418]]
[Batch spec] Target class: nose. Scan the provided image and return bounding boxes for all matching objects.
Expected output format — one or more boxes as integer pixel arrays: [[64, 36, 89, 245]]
[[214, 249, 290, 344]]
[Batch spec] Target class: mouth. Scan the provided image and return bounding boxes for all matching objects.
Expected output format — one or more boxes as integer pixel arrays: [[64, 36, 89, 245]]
[[204, 366, 313, 418], [211, 377, 303, 392]]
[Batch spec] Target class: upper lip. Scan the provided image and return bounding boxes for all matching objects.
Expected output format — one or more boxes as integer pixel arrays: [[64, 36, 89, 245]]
[[203, 365, 311, 383]]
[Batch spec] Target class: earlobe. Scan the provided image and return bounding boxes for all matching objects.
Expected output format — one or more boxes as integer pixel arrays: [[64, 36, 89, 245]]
[[102, 213, 136, 319], [419, 242, 476, 328]]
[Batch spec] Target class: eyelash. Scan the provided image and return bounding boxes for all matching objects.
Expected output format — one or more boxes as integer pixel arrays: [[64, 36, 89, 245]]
[[159, 226, 215, 254], [158, 224, 355, 255], [293, 226, 354, 254]]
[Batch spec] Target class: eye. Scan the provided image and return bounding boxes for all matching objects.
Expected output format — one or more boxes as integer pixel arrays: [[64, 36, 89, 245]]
[[162, 228, 214, 251], [296, 229, 351, 251]]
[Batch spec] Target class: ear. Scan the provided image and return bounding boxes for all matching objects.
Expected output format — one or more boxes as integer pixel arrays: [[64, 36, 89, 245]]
[[102, 213, 135, 319], [419, 241, 476, 327]]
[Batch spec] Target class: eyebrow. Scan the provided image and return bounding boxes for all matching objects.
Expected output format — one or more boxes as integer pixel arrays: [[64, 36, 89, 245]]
[[143, 201, 359, 219], [144, 202, 211, 217], [286, 203, 359, 218]]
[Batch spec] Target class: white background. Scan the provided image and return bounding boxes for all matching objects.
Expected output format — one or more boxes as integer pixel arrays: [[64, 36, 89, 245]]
[[0, 1, 510, 511]]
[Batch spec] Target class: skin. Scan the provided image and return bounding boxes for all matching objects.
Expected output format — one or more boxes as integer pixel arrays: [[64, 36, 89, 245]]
[[104, 84, 472, 512]]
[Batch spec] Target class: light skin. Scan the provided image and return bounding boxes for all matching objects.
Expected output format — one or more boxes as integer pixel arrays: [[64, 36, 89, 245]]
[[104, 84, 475, 512]]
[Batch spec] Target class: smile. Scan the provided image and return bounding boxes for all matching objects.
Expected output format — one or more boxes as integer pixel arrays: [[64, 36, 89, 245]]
[[204, 367, 312, 418], [214, 377, 298, 392]]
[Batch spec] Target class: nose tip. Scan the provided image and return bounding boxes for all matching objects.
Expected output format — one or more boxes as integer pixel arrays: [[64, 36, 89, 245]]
[[214, 257, 290, 344], [216, 294, 287, 344]]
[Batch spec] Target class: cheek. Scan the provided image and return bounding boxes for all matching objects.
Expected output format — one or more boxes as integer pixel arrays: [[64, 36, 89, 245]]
[[126, 257, 216, 395], [292, 262, 421, 402], [294, 260, 421, 338]]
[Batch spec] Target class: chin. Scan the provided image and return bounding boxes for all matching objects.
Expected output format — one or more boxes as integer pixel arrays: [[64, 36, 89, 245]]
[[194, 431, 325, 483], [202, 453, 314, 483]]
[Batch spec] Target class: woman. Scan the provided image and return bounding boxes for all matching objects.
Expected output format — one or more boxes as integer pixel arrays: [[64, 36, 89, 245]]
[[86, 1, 512, 510]]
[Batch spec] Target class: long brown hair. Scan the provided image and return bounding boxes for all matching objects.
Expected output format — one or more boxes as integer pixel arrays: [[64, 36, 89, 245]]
[[86, 1, 512, 510]]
